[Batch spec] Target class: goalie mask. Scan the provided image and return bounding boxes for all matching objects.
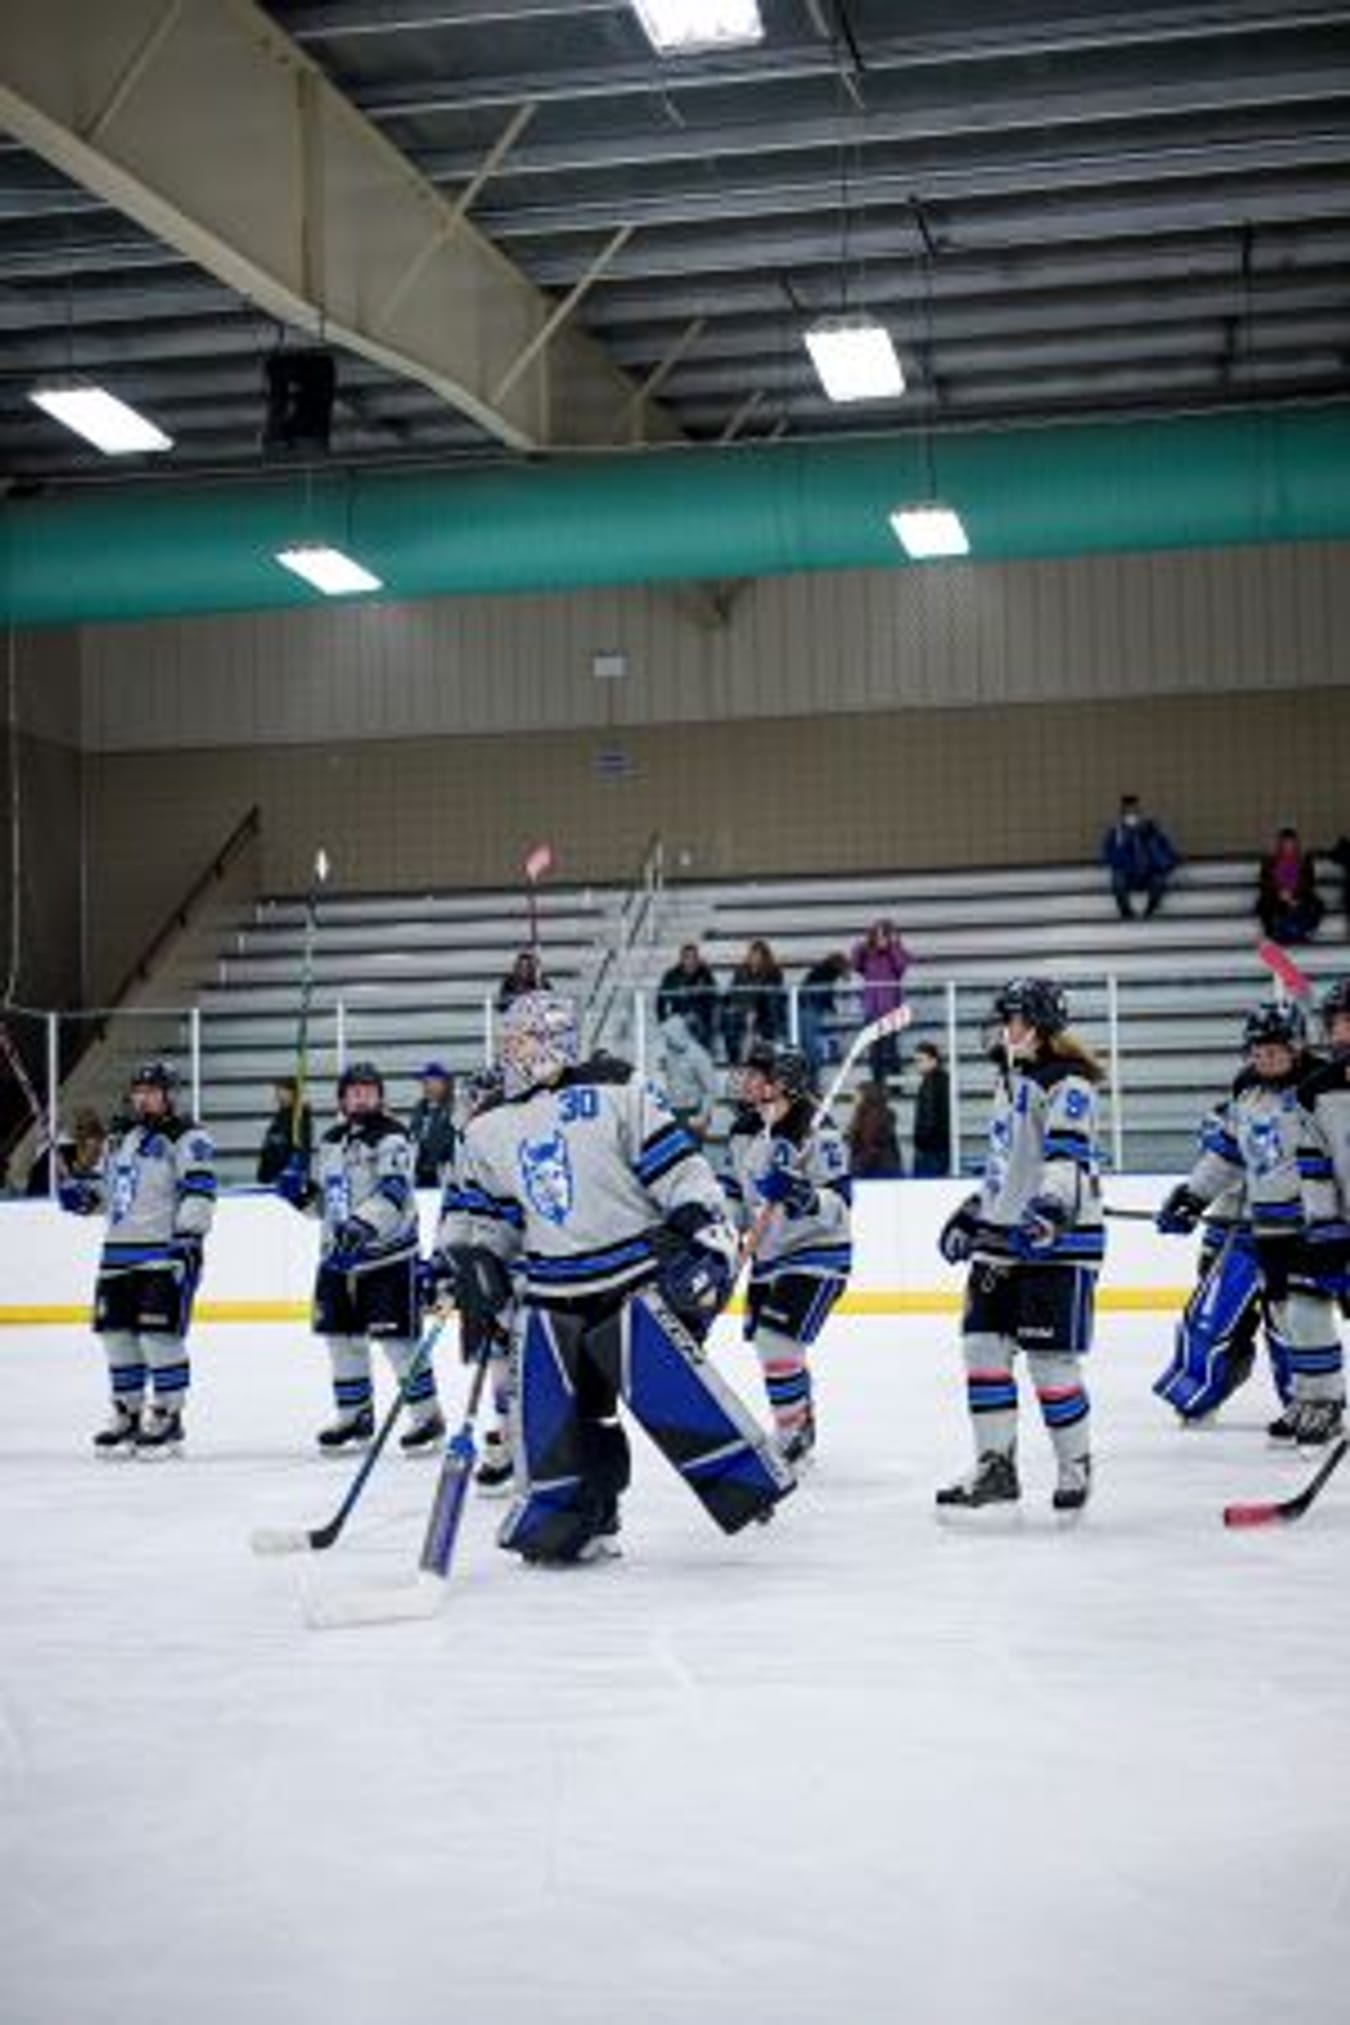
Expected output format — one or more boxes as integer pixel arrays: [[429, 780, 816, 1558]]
[[499, 991, 579, 1098]]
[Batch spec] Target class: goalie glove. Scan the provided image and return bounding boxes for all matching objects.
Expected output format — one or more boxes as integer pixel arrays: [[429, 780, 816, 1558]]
[[1155, 1184, 1206, 1236], [937, 1193, 982, 1266], [435, 1243, 514, 1328], [649, 1203, 737, 1334]]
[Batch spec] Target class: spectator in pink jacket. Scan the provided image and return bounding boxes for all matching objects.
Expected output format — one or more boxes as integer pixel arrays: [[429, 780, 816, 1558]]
[[852, 918, 911, 1081]]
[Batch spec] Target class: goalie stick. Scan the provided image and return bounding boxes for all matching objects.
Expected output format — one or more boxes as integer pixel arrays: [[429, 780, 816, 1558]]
[[305, 1331, 497, 1630], [249, 1314, 446, 1556], [1222, 1434, 1347, 1530]]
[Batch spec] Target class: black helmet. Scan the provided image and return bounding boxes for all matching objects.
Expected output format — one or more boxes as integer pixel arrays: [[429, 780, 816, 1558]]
[[129, 1059, 178, 1096], [1242, 1001, 1306, 1051], [743, 1040, 814, 1102], [1321, 979, 1350, 1031], [992, 977, 1068, 1037], [337, 1059, 385, 1099]]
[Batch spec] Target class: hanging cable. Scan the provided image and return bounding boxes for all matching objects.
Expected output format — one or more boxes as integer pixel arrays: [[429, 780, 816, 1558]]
[[2, 625, 23, 1007]]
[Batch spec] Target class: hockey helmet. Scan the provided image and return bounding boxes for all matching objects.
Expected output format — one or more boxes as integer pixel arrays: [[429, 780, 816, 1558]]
[[1241, 1000, 1306, 1052], [129, 1059, 179, 1099], [337, 1059, 385, 1102], [992, 977, 1069, 1037], [1321, 978, 1350, 1033], [742, 1040, 814, 1103], [498, 991, 579, 1097]]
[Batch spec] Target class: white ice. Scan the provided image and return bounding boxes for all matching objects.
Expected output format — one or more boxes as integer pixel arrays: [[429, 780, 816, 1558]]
[[2, 1315, 1348, 2025]]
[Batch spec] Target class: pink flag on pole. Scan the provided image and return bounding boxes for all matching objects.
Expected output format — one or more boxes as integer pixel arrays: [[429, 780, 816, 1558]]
[[524, 841, 556, 884]]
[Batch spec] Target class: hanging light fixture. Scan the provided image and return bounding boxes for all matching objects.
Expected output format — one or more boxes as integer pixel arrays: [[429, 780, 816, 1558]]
[[274, 545, 382, 596], [29, 385, 172, 456], [888, 505, 969, 559], [631, 1, 763, 53], [805, 314, 905, 403]]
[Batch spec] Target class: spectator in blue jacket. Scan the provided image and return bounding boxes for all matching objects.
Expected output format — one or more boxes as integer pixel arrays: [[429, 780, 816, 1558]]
[[1102, 795, 1179, 920]]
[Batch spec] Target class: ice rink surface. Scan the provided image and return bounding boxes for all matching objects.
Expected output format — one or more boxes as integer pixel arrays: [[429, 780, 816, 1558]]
[[2, 1313, 1348, 2025]]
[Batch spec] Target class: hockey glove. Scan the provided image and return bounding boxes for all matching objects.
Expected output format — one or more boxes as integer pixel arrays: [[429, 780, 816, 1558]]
[[1013, 1194, 1070, 1258], [330, 1215, 379, 1269], [275, 1153, 316, 1210], [1155, 1184, 1206, 1236], [650, 1203, 737, 1334], [57, 1178, 100, 1216], [753, 1161, 818, 1219], [437, 1243, 514, 1328], [937, 1193, 983, 1266]]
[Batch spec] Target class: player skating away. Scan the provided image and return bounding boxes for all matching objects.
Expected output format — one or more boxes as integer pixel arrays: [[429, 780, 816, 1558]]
[[278, 1061, 445, 1453], [1152, 1163, 1293, 1427], [720, 1041, 852, 1466], [935, 979, 1105, 1513], [432, 992, 793, 1567], [58, 1060, 216, 1455], [1154, 1002, 1344, 1449]]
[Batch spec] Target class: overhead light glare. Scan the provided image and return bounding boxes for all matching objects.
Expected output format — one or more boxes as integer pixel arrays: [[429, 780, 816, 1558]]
[[804, 316, 905, 403], [889, 504, 970, 560], [275, 545, 383, 597], [631, 1, 763, 53], [29, 385, 172, 455]]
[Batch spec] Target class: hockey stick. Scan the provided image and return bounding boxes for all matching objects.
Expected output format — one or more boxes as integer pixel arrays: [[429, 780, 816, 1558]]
[[742, 1004, 912, 1261], [0, 1019, 63, 1180], [249, 1313, 446, 1556], [1222, 1435, 1347, 1530], [292, 848, 330, 1145], [305, 1331, 498, 1630], [1257, 938, 1314, 1005]]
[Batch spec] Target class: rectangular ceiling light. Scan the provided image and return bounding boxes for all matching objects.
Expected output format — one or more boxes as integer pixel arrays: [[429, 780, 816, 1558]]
[[631, 2, 763, 53], [889, 505, 970, 560], [29, 385, 172, 455], [275, 545, 383, 596], [804, 316, 905, 403]]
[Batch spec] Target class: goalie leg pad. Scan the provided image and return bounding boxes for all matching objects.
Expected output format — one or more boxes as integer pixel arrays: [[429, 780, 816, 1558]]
[[498, 1309, 630, 1563], [1153, 1230, 1262, 1418], [606, 1289, 793, 1534]]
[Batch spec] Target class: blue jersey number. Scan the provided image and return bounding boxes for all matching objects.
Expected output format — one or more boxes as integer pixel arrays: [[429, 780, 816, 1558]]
[[558, 1086, 598, 1123]]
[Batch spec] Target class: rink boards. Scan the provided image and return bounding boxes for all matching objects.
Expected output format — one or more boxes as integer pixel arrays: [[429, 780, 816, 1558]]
[[0, 1176, 1187, 1323]]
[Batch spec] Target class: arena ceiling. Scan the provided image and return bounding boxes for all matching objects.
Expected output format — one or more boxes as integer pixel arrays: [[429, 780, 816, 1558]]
[[2, 0, 1350, 489]]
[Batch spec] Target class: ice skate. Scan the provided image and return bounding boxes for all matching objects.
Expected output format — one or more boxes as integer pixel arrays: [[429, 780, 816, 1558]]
[[1052, 1455, 1092, 1513], [1292, 1401, 1344, 1450], [935, 1450, 1021, 1509], [778, 1407, 816, 1472], [316, 1406, 374, 1452], [134, 1404, 184, 1455], [92, 1400, 141, 1455], [474, 1430, 514, 1496], [398, 1408, 446, 1454], [1266, 1409, 1299, 1447]]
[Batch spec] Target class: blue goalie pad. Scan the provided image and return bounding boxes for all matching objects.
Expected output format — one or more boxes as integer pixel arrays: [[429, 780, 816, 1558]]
[[620, 1291, 794, 1533], [516, 1308, 578, 1485], [1154, 1228, 1267, 1418]]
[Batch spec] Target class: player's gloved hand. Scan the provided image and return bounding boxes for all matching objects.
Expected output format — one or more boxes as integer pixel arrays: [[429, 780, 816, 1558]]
[[274, 1153, 315, 1210], [330, 1215, 378, 1268], [753, 1160, 818, 1219], [937, 1193, 983, 1266], [57, 1178, 99, 1216], [651, 1203, 737, 1333], [1014, 1193, 1070, 1258], [437, 1243, 514, 1327], [1155, 1184, 1206, 1236]]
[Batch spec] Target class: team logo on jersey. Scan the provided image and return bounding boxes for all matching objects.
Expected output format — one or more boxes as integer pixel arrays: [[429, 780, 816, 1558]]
[[519, 1128, 575, 1226]]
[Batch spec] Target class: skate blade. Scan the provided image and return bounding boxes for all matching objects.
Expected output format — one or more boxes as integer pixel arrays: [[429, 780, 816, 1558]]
[[134, 1444, 184, 1461], [249, 1526, 312, 1556], [522, 1540, 623, 1569], [305, 1572, 445, 1631], [474, 1479, 515, 1501], [933, 1503, 1024, 1531]]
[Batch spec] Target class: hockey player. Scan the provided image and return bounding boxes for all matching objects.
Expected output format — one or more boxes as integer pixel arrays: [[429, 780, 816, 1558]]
[[1151, 1163, 1293, 1426], [1287, 978, 1350, 1438], [1154, 1001, 1344, 1447], [279, 1061, 445, 1453], [935, 978, 1104, 1513], [721, 1040, 852, 1465], [58, 1060, 216, 1454], [432, 991, 793, 1566]]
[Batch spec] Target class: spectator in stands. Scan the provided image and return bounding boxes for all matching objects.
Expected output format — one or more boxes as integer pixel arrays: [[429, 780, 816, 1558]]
[[797, 952, 852, 1074], [408, 1062, 458, 1187], [911, 1041, 952, 1178], [852, 918, 911, 1081], [655, 942, 719, 1054], [256, 1076, 313, 1186], [1101, 793, 1179, 920], [721, 938, 788, 1066], [657, 1015, 721, 1144], [497, 948, 550, 1010], [1257, 825, 1325, 945], [846, 1082, 904, 1179]]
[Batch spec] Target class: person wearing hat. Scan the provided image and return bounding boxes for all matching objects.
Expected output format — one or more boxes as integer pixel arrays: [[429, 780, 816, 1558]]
[[408, 1061, 457, 1188]]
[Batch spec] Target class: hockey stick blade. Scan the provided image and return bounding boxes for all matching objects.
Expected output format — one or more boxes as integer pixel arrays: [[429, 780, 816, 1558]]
[[249, 1526, 316, 1556], [305, 1571, 446, 1631], [1256, 938, 1314, 1003], [1222, 1435, 1348, 1529]]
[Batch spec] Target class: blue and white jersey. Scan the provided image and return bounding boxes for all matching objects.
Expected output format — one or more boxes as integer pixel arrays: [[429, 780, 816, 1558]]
[[94, 1115, 217, 1274], [1293, 1057, 1350, 1248], [439, 1056, 730, 1306], [974, 1056, 1105, 1268], [311, 1112, 419, 1272], [1184, 1069, 1313, 1242], [722, 1106, 852, 1282]]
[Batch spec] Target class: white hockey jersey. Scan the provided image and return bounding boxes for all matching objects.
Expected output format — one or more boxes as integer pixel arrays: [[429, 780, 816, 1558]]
[[721, 1104, 852, 1280], [94, 1115, 217, 1273]]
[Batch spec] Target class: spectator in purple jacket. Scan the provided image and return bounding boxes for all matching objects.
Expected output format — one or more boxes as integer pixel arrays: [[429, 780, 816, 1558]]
[[852, 918, 911, 1081]]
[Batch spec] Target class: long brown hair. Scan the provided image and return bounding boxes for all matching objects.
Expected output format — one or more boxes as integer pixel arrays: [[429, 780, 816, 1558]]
[[1044, 1029, 1106, 1086]]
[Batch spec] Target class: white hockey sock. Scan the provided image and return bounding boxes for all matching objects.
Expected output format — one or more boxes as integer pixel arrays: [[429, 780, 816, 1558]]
[[102, 1330, 146, 1410]]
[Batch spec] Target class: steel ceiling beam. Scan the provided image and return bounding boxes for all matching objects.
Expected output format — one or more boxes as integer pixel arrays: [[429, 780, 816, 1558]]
[[282, 0, 623, 34], [0, 0, 677, 451]]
